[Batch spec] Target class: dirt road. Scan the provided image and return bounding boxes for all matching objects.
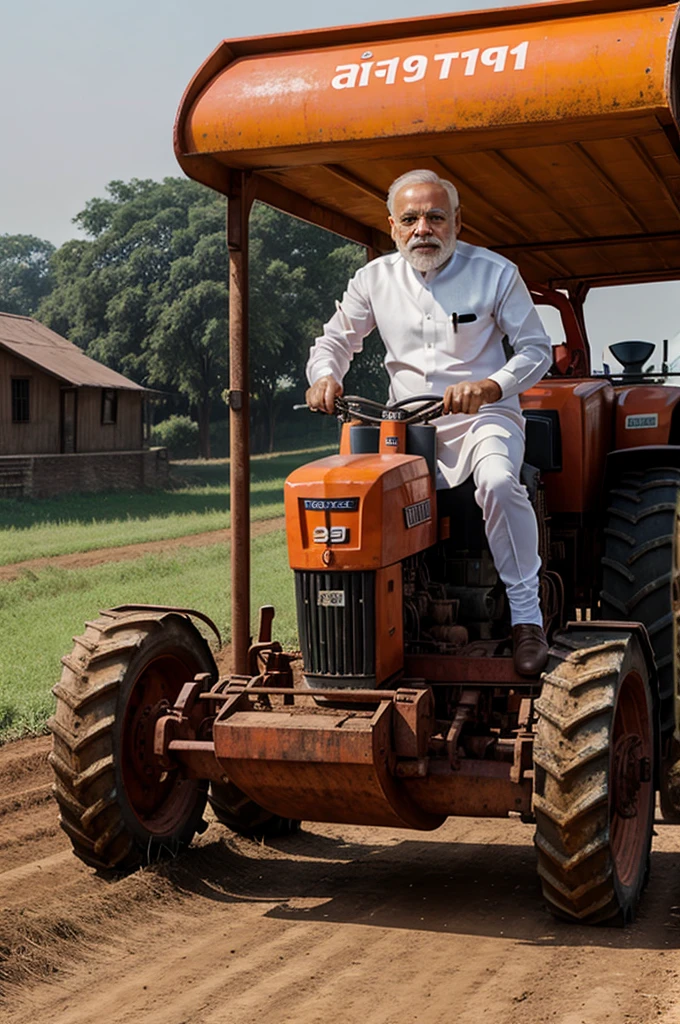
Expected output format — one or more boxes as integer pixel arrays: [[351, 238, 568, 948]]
[[2, 734, 680, 1024], [0, 517, 285, 582]]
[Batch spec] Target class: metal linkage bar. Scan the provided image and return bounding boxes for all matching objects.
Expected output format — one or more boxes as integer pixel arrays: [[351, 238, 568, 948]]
[[200, 686, 401, 702]]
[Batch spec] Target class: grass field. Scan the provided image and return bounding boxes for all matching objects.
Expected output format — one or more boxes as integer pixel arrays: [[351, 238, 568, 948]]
[[0, 531, 297, 742], [0, 446, 334, 743], [0, 445, 335, 564]]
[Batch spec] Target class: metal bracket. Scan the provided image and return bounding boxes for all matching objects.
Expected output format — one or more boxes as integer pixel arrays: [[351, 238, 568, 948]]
[[393, 688, 434, 759], [446, 689, 481, 767]]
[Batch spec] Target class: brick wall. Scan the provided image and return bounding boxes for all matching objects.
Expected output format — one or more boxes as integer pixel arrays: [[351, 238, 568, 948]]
[[0, 448, 169, 498]]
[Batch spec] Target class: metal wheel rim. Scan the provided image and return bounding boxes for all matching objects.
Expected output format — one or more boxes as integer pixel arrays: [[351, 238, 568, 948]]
[[610, 669, 653, 889], [121, 653, 200, 835]]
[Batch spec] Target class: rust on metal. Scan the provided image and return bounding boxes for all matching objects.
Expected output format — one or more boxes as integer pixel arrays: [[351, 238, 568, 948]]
[[404, 758, 533, 817], [166, 740, 226, 782], [200, 686, 400, 701], [446, 689, 480, 765], [393, 688, 435, 758], [213, 697, 446, 828], [405, 654, 537, 685], [228, 172, 256, 674]]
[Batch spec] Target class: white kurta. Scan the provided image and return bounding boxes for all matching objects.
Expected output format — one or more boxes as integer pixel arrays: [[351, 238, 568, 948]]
[[306, 241, 552, 488]]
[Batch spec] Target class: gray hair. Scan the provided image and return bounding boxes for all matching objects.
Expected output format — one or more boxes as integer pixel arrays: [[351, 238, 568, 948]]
[[386, 169, 460, 216]]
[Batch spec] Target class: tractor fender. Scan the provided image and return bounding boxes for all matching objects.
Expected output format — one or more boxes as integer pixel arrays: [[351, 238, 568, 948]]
[[613, 386, 680, 449], [605, 444, 680, 489]]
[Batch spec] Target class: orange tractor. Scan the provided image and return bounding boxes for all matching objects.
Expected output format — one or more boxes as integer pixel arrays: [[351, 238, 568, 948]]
[[50, 0, 680, 924]]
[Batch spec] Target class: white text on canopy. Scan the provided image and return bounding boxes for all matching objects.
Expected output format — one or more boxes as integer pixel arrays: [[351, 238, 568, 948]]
[[331, 42, 529, 89]]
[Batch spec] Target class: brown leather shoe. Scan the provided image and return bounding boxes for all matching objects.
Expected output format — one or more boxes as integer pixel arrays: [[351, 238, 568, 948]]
[[512, 624, 549, 677]]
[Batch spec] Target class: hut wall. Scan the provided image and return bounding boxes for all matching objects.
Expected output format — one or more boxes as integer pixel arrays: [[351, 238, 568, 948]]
[[76, 389, 144, 452], [0, 349, 61, 455]]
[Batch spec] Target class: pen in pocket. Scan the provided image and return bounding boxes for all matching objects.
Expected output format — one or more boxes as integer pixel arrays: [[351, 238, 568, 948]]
[[451, 312, 477, 333]]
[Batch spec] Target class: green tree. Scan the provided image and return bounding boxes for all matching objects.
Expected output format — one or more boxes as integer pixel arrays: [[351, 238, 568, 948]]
[[38, 179, 231, 456], [0, 234, 55, 315], [247, 206, 389, 431], [146, 272, 229, 458], [37, 178, 387, 457], [39, 178, 221, 381]]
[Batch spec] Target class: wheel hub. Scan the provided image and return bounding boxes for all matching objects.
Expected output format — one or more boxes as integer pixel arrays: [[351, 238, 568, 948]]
[[612, 734, 648, 819]]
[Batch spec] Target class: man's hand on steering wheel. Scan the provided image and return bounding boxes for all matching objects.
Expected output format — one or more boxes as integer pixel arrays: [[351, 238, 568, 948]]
[[306, 375, 343, 415], [443, 378, 502, 415]]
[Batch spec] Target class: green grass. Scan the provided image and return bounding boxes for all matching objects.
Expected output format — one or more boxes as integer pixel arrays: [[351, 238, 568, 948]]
[[0, 529, 296, 744], [0, 446, 335, 565]]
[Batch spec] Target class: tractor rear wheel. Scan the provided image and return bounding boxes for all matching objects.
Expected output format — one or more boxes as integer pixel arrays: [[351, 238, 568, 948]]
[[601, 466, 680, 818], [49, 609, 217, 871], [533, 629, 654, 924], [208, 781, 300, 839]]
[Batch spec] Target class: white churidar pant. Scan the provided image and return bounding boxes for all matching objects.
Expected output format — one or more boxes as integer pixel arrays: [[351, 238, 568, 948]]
[[469, 434, 542, 626]]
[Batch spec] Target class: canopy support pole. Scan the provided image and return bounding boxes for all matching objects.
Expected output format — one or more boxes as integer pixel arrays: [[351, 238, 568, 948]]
[[227, 172, 255, 674], [568, 281, 591, 369]]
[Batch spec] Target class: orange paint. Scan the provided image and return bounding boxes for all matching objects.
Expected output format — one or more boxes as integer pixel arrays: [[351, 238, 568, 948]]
[[339, 420, 363, 454], [379, 419, 406, 454], [521, 379, 615, 513], [285, 453, 436, 570], [614, 385, 680, 448], [181, 6, 673, 161]]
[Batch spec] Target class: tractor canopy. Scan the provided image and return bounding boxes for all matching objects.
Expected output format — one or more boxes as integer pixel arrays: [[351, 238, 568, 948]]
[[175, 0, 680, 290]]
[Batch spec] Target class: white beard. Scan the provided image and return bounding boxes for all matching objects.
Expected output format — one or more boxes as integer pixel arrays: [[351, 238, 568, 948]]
[[398, 234, 457, 273]]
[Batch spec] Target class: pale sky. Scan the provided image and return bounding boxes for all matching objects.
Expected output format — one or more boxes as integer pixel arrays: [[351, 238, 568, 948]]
[[2, 0, 679, 368]]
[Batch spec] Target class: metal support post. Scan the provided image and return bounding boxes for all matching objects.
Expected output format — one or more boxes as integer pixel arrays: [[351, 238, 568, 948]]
[[227, 172, 255, 674]]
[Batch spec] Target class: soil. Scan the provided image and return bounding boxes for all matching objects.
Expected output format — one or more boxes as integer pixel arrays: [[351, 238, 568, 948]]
[[1, 733, 680, 1024]]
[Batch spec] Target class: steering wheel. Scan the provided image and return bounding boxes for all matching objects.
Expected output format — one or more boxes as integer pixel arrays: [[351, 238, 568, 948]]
[[337, 394, 444, 425]]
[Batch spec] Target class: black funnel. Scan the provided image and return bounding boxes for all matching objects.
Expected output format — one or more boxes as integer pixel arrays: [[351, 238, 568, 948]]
[[609, 340, 656, 376]]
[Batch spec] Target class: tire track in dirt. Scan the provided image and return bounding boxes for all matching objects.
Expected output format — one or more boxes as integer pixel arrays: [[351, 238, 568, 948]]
[[2, 735, 680, 1024], [0, 517, 286, 581]]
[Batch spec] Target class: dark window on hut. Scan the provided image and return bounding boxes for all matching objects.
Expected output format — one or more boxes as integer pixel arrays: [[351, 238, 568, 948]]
[[101, 389, 118, 425], [11, 378, 30, 423]]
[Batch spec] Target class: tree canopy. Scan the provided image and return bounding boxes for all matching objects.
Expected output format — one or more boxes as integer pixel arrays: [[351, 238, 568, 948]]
[[31, 177, 389, 455], [0, 234, 55, 316]]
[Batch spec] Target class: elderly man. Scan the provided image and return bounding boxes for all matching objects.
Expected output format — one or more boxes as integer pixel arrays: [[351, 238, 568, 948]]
[[305, 169, 552, 675]]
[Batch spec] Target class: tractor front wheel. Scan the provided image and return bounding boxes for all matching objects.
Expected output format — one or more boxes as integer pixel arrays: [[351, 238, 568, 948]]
[[49, 609, 217, 871], [533, 628, 654, 924]]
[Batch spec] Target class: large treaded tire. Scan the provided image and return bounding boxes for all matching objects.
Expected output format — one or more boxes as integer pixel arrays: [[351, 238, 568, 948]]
[[601, 466, 679, 744], [208, 781, 300, 840], [534, 629, 654, 924], [49, 609, 217, 871], [600, 466, 680, 819]]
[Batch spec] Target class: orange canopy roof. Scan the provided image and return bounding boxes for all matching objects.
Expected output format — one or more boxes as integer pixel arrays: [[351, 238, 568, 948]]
[[175, 0, 680, 289]]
